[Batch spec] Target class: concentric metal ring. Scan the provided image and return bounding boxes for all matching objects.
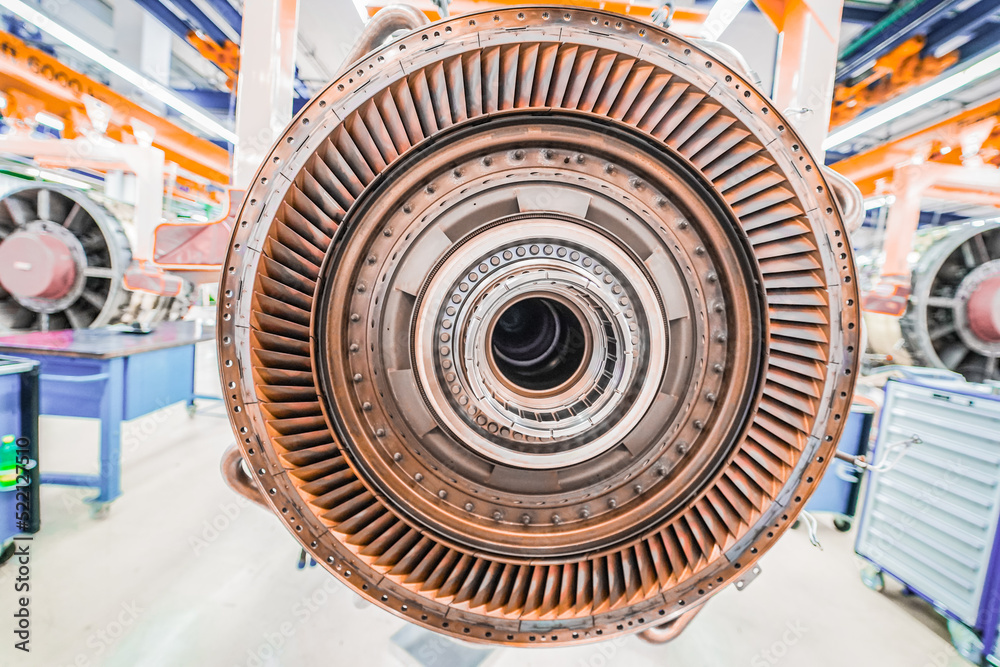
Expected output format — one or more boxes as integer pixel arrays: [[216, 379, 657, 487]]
[[415, 219, 665, 468], [218, 7, 860, 646], [317, 116, 762, 557], [0, 184, 131, 331]]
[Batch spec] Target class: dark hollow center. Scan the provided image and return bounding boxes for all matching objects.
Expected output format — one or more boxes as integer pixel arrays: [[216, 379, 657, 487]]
[[491, 297, 587, 392]]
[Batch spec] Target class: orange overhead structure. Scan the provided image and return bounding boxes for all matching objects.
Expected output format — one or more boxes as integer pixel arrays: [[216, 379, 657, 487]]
[[752, 0, 844, 157], [831, 94, 1000, 298], [831, 36, 957, 127], [0, 31, 231, 184], [188, 33, 240, 90], [830, 93, 1000, 197]]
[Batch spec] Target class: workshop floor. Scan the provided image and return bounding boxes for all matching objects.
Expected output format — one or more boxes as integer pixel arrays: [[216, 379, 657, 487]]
[[0, 343, 969, 667]]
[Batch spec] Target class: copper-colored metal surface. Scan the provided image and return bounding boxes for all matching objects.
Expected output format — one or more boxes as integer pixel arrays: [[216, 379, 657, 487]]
[[218, 7, 860, 646], [967, 275, 1000, 343], [220, 444, 269, 509], [0, 227, 78, 300], [636, 604, 704, 644], [341, 4, 430, 74]]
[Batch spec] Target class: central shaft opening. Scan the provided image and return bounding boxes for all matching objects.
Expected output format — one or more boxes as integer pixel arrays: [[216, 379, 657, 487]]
[[490, 297, 587, 392]]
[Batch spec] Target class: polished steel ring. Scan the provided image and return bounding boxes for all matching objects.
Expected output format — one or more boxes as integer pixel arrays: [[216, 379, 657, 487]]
[[415, 221, 666, 468]]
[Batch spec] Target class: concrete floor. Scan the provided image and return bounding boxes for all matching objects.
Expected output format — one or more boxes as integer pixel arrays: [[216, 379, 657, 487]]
[[0, 343, 971, 667]]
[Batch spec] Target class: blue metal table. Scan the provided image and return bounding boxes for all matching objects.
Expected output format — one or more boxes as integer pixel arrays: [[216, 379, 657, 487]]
[[0, 321, 214, 514]]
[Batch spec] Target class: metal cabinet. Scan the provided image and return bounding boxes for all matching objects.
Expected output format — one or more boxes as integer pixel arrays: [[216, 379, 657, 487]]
[[856, 379, 1000, 664]]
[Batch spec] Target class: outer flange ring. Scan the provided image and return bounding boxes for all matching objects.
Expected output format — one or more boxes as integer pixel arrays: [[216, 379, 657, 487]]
[[218, 7, 860, 646]]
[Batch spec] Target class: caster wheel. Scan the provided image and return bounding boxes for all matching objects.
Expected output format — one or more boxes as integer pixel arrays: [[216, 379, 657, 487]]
[[861, 565, 885, 592], [792, 519, 801, 530], [0, 539, 15, 565], [947, 619, 984, 664], [89, 503, 111, 520], [186, 403, 197, 417], [834, 518, 852, 532]]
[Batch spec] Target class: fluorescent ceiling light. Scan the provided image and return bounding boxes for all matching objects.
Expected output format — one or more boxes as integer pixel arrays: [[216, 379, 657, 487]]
[[824, 49, 1000, 152], [864, 195, 895, 210], [701, 0, 751, 40], [0, 0, 238, 144], [34, 111, 65, 131], [41, 171, 92, 189]]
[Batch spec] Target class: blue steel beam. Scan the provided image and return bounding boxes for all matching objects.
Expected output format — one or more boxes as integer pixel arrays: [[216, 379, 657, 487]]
[[838, 0, 964, 81], [176, 87, 308, 114], [168, 0, 229, 45], [132, 0, 195, 43], [957, 21, 1000, 58], [201, 0, 242, 35], [175, 88, 233, 111], [843, 4, 891, 25], [925, 0, 1000, 53]]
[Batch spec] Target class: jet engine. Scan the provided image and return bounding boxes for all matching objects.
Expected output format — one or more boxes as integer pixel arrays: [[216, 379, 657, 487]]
[[218, 7, 860, 645]]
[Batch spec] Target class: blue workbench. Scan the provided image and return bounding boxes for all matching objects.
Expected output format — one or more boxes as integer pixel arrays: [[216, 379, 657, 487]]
[[0, 321, 214, 516]]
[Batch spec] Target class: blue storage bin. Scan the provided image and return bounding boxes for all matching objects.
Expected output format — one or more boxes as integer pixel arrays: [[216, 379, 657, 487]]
[[0, 355, 40, 544], [804, 406, 874, 530]]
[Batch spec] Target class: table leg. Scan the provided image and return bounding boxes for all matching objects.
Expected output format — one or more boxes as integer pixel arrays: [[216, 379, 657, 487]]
[[94, 357, 125, 510], [185, 344, 198, 417]]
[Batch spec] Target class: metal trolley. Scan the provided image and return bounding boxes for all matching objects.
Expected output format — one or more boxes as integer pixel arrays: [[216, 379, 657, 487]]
[[855, 377, 1000, 664]]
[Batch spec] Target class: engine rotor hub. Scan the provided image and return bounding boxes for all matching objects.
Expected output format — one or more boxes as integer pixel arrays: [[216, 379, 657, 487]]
[[0, 224, 81, 301], [314, 117, 765, 557], [963, 266, 1000, 344], [0, 185, 136, 330], [219, 7, 859, 646], [892, 222, 1000, 381]]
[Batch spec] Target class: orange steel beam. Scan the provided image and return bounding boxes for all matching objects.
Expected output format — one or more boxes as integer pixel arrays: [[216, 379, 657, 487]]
[[753, 0, 787, 29], [831, 36, 956, 128], [924, 186, 1000, 207], [831, 93, 1000, 196], [188, 33, 240, 90], [0, 31, 230, 184]]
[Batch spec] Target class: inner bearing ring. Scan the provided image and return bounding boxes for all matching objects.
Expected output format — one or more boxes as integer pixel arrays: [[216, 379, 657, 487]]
[[415, 222, 664, 469], [485, 293, 593, 398]]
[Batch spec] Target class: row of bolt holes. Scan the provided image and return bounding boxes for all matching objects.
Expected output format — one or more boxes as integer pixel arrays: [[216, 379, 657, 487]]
[[225, 341, 821, 640], [224, 14, 840, 627], [330, 12, 688, 87], [243, 408, 812, 639], [230, 342, 793, 624], [223, 352, 822, 632]]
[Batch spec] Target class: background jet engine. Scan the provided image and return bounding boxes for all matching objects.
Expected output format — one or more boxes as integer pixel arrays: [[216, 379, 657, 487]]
[[0, 183, 191, 332]]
